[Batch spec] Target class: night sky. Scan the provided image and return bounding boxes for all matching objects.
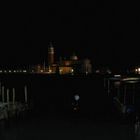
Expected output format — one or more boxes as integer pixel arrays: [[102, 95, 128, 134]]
[[0, 2, 139, 69]]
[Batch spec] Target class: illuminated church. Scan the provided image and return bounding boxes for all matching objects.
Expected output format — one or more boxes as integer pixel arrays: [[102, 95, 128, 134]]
[[34, 42, 92, 75]]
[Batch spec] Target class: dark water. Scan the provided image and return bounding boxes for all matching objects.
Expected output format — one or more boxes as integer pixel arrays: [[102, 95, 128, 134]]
[[0, 74, 110, 116], [0, 74, 137, 139]]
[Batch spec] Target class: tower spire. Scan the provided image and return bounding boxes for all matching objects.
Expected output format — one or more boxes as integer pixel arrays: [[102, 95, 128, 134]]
[[48, 42, 54, 66], [50, 41, 53, 48]]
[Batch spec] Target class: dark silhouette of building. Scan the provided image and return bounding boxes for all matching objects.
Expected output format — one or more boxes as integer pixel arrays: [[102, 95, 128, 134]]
[[48, 42, 54, 66]]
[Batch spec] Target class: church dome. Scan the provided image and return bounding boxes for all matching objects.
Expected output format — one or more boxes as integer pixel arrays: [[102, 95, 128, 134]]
[[70, 53, 78, 60]]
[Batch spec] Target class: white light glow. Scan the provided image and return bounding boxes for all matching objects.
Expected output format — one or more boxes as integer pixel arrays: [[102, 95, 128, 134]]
[[114, 75, 121, 77], [74, 94, 80, 101], [122, 77, 140, 81], [95, 70, 100, 73]]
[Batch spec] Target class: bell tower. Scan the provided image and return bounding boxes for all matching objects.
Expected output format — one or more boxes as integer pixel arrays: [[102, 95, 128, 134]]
[[48, 42, 54, 66]]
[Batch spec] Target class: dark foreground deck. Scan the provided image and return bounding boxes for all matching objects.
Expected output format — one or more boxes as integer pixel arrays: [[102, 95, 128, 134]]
[[0, 111, 137, 140], [0, 74, 140, 139]]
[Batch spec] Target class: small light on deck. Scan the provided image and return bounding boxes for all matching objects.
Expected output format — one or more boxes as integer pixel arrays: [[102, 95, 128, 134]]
[[74, 94, 80, 101]]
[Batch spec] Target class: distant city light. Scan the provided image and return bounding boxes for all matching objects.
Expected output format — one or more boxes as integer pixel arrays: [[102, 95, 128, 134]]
[[71, 69, 74, 73], [0, 44, 94, 75], [122, 77, 140, 81], [95, 70, 100, 73], [59, 69, 62, 74], [49, 69, 52, 73], [114, 75, 121, 77], [135, 68, 140, 74]]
